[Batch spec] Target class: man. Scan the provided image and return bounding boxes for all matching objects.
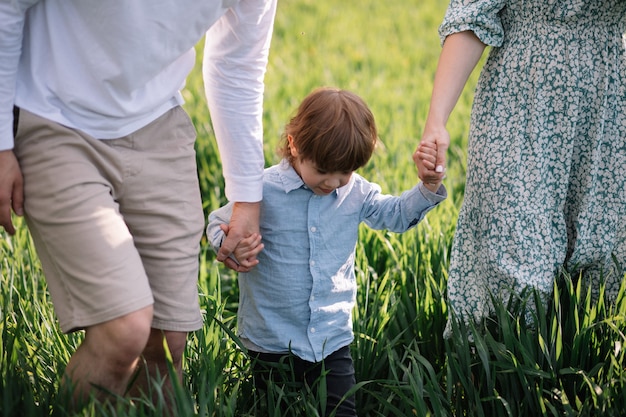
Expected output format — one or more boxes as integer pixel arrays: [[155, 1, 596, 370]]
[[0, 0, 276, 407]]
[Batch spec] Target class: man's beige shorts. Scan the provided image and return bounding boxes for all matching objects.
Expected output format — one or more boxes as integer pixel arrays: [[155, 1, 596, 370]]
[[13, 107, 205, 333]]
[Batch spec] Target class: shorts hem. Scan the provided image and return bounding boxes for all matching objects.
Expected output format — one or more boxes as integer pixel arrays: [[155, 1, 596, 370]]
[[59, 296, 155, 334], [151, 316, 203, 333]]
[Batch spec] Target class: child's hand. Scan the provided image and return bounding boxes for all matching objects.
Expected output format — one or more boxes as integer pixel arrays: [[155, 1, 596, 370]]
[[413, 140, 444, 193], [219, 224, 264, 272]]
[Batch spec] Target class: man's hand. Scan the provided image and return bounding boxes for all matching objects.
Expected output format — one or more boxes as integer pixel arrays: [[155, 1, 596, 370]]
[[0, 149, 24, 235], [217, 201, 261, 272], [219, 224, 264, 272]]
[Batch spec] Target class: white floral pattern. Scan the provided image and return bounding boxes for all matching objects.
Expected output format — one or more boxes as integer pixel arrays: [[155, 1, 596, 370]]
[[440, 0, 626, 326]]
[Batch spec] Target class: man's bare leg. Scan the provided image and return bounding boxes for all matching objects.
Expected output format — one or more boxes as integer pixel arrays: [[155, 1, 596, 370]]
[[62, 306, 154, 407], [128, 329, 188, 414]]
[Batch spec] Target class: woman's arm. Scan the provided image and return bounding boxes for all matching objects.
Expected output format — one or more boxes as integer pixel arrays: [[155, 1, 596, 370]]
[[416, 30, 486, 182]]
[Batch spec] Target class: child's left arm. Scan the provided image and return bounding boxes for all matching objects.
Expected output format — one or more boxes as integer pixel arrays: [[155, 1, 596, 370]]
[[360, 176, 447, 233]]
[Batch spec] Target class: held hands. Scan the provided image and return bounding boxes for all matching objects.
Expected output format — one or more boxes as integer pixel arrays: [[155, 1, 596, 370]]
[[219, 224, 264, 272], [0, 150, 24, 235], [414, 125, 449, 193], [217, 201, 264, 272]]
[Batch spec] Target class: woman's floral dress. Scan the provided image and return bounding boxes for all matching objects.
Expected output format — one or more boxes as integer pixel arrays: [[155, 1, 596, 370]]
[[440, 0, 626, 329]]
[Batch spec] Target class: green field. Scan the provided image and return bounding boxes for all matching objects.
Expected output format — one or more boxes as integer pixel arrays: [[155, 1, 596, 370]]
[[2, 1, 626, 416]]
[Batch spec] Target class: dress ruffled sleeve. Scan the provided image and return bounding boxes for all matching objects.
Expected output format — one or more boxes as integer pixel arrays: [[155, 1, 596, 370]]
[[438, 0, 507, 47]]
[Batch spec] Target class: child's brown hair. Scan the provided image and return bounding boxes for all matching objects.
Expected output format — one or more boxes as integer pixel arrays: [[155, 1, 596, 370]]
[[280, 87, 377, 172]]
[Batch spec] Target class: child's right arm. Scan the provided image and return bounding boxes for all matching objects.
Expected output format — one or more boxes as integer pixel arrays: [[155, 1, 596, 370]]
[[207, 204, 264, 272]]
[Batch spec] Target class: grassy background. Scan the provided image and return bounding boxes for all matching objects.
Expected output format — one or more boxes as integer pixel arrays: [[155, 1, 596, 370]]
[[2, 0, 626, 416]]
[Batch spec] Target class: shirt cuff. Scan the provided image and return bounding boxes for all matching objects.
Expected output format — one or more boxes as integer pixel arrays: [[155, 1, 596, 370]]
[[0, 117, 14, 151], [418, 182, 447, 204]]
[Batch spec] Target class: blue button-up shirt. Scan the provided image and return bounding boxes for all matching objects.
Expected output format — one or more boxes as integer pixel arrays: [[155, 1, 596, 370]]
[[207, 160, 447, 362]]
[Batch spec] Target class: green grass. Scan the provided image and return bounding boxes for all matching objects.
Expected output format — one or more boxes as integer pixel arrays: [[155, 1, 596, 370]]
[[2, 0, 626, 416]]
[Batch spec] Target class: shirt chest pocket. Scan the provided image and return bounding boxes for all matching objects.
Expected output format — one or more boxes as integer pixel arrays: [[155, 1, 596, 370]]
[[314, 213, 360, 263]]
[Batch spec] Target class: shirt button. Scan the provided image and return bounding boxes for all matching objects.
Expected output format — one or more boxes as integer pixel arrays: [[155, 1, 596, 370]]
[[310, 260, 315, 266], [310, 328, 316, 333], [310, 226, 317, 232]]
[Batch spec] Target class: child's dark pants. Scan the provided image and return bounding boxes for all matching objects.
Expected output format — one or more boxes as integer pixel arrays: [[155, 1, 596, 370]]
[[250, 345, 357, 417]]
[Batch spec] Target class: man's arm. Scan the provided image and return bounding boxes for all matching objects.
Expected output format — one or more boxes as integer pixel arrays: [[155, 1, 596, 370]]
[[0, 150, 23, 235], [0, 0, 39, 150], [0, 1, 38, 234], [202, 0, 277, 264]]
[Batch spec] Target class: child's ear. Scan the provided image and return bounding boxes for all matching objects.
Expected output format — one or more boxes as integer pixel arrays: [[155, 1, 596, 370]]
[[288, 135, 299, 158]]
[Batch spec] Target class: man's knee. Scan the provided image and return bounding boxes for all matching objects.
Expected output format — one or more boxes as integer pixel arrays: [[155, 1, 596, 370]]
[[84, 306, 154, 366]]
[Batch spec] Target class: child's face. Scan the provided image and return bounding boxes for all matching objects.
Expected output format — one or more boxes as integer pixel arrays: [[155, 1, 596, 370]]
[[292, 158, 352, 196]]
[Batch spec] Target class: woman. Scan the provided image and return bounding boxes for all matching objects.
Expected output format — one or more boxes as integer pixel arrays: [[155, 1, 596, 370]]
[[417, 0, 626, 332]]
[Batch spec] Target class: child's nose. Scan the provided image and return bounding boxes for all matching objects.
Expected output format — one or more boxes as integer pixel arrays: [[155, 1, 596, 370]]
[[325, 177, 341, 188]]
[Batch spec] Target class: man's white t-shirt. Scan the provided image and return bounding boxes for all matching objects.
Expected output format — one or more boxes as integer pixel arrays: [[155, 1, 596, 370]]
[[0, 0, 276, 201]]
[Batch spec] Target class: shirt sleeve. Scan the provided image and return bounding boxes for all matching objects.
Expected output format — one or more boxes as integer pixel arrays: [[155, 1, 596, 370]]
[[0, 0, 40, 151], [360, 179, 448, 233], [438, 0, 507, 47], [206, 202, 234, 253], [202, 0, 277, 203]]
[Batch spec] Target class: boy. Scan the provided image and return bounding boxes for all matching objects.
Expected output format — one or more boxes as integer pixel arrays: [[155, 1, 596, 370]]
[[207, 87, 446, 416]]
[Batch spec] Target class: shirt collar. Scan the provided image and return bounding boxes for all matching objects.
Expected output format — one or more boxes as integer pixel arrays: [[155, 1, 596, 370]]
[[277, 159, 306, 193]]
